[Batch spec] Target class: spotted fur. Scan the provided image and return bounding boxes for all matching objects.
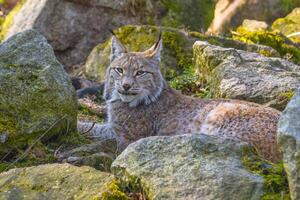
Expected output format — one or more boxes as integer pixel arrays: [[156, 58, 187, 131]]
[[91, 35, 281, 162]]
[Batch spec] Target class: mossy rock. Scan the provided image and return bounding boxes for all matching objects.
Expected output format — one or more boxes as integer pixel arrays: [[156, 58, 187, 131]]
[[233, 26, 300, 65], [158, 0, 215, 31], [242, 148, 290, 200], [123, 0, 215, 31], [111, 134, 288, 199], [272, 8, 300, 44], [190, 31, 280, 58], [0, 163, 115, 200], [111, 134, 290, 199], [0, 29, 77, 167], [193, 41, 300, 110]]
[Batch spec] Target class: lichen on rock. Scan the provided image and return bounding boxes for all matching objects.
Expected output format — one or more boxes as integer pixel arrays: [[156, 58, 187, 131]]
[[112, 134, 266, 200], [242, 148, 290, 199], [0, 29, 78, 171], [0, 163, 115, 199], [233, 26, 300, 65], [272, 8, 300, 44], [193, 40, 300, 110], [0, 29, 77, 137]]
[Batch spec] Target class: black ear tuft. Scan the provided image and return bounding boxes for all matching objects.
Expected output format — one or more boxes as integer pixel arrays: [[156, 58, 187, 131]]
[[154, 30, 162, 50], [109, 29, 116, 36]]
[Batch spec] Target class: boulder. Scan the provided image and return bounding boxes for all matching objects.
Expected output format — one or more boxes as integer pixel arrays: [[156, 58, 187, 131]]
[[207, 0, 300, 35], [278, 90, 300, 200], [272, 8, 300, 44], [112, 134, 266, 200], [238, 19, 269, 32], [0, 30, 77, 154], [0, 163, 114, 199], [193, 41, 300, 110], [1, 0, 152, 70]]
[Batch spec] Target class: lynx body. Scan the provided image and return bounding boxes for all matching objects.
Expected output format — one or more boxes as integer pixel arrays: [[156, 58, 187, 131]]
[[78, 35, 281, 162]]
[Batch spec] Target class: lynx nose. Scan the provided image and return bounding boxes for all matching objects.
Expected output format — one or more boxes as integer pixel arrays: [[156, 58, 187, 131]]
[[122, 83, 131, 91]]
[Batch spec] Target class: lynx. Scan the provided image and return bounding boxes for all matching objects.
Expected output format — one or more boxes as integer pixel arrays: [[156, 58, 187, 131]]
[[78, 33, 281, 162]]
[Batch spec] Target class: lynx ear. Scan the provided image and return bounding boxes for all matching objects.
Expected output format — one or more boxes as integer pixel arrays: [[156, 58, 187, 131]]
[[111, 35, 126, 62], [145, 32, 162, 62]]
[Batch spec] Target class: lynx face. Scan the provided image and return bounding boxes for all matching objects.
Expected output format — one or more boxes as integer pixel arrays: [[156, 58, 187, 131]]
[[104, 34, 164, 107]]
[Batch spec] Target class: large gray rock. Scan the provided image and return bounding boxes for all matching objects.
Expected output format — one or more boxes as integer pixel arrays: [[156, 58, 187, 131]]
[[0, 30, 77, 149], [278, 90, 300, 200], [112, 134, 265, 200], [0, 163, 114, 199], [3, 0, 150, 69], [193, 41, 300, 110]]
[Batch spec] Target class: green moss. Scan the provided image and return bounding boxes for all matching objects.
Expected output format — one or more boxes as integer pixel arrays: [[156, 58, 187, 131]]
[[0, 113, 18, 134], [100, 180, 131, 200], [258, 49, 275, 57], [114, 25, 157, 52], [233, 28, 300, 64], [121, 0, 215, 31], [78, 103, 104, 124], [160, 0, 215, 30], [193, 44, 223, 99], [0, 0, 27, 41], [272, 8, 300, 44], [242, 148, 290, 200], [169, 70, 198, 93], [279, 91, 295, 101], [169, 67, 212, 98], [100, 178, 147, 200], [275, 90, 296, 110], [279, 0, 300, 13], [190, 31, 280, 58], [162, 30, 193, 70]]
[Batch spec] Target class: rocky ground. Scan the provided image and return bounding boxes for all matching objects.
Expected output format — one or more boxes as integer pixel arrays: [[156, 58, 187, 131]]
[[0, 0, 300, 200]]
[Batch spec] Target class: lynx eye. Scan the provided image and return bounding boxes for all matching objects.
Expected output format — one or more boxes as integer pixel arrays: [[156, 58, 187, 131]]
[[115, 68, 123, 74], [136, 71, 146, 76]]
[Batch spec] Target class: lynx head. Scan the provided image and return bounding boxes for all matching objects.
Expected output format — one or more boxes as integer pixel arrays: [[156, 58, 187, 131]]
[[103, 33, 164, 107]]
